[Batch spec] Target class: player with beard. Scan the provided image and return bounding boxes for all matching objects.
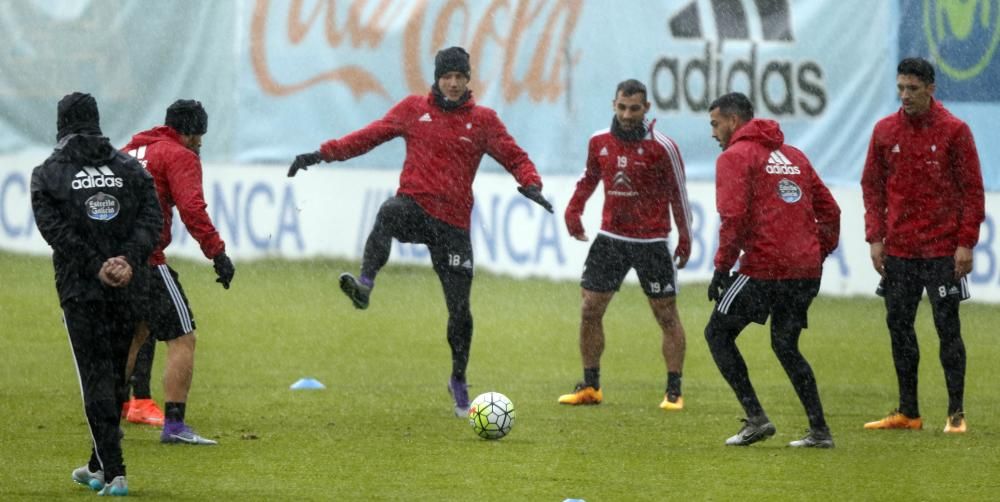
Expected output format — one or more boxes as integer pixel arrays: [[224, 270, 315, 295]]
[[705, 92, 841, 448], [122, 99, 235, 445], [558, 79, 692, 410], [287, 46, 553, 417]]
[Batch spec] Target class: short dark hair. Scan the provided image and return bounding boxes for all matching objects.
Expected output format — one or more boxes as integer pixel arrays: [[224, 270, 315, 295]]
[[897, 57, 935, 84], [165, 99, 208, 136], [615, 79, 647, 100], [709, 92, 754, 121]]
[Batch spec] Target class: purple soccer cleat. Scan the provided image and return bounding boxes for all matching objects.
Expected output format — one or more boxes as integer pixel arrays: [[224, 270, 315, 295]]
[[447, 377, 469, 418]]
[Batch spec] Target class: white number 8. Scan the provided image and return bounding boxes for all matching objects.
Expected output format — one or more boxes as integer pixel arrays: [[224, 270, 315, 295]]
[[938, 286, 947, 297]]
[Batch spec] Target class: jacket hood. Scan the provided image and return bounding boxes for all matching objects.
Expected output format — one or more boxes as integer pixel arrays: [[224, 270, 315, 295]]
[[126, 125, 184, 148], [56, 92, 101, 141], [729, 118, 784, 150], [54, 134, 115, 165]]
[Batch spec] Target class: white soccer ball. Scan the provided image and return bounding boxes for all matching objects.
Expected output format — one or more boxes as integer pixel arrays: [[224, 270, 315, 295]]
[[468, 392, 515, 440]]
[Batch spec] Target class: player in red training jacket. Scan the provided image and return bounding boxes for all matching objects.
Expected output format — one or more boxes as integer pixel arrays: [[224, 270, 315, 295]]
[[705, 92, 841, 449], [287, 47, 553, 417], [558, 79, 692, 411], [121, 100, 234, 445], [861, 58, 984, 434]]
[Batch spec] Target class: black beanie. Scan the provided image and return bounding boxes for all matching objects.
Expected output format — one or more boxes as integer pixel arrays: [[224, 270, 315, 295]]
[[165, 99, 208, 136], [434, 46, 471, 80], [56, 92, 101, 140]]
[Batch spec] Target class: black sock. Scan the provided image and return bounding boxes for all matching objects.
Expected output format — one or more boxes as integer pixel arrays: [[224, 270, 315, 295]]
[[666, 372, 682, 397], [165, 402, 186, 423], [584, 367, 600, 389], [132, 386, 151, 400]]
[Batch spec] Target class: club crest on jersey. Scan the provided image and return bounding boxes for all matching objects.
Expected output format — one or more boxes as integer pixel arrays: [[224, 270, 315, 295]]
[[85, 192, 120, 221], [777, 179, 802, 203]]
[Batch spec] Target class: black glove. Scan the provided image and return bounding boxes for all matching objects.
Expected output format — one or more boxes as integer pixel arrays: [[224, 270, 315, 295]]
[[287, 151, 323, 177], [517, 184, 554, 213], [707, 269, 734, 302], [213, 253, 235, 289]]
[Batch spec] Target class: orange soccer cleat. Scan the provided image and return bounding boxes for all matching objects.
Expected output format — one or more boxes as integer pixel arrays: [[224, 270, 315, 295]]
[[863, 410, 923, 430], [125, 398, 165, 427], [558, 383, 603, 405]]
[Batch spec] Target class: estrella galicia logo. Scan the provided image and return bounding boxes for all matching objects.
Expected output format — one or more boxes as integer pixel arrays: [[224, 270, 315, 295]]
[[900, 0, 1000, 100], [651, 0, 827, 117], [777, 179, 802, 203], [85, 192, 120, 221]]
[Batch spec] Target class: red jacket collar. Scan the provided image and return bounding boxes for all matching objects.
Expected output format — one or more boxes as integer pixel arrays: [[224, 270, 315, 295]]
[[425, 90, 476, 111]]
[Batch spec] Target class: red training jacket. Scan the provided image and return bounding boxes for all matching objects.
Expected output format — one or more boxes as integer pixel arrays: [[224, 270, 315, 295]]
[[319, 92, 542, 230], [565, 120, 691, 256], [122, 126, 225, 265], [861, 99, 984, 258], [714, 119, 840, 279]]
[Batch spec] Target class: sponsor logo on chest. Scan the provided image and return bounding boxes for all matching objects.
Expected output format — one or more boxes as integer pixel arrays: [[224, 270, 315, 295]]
[[765, 150, 801, 175], [777, 178, 802, 203], [85, 192, 121, 221], [73, 166, 123, 190]]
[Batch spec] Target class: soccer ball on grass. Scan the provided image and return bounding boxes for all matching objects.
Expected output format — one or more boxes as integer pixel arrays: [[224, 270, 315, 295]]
[[468, 392, 515, 440]]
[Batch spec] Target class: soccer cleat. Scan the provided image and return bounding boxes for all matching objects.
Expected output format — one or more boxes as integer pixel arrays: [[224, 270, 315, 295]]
[[659, 393, 684, 411], [97, 475, 128, 496], [160, 423, 218, 445], [788, 428, 835, 448], [125, 398, 164, 427], [863, 410, 923, 430], [557, 382, 603, 405], [72, 465, 104, 491], [725, 417, 776, 446], [944, 411, 967, 433], [447, 377, 470, 417], [338, 273, 371, 310]]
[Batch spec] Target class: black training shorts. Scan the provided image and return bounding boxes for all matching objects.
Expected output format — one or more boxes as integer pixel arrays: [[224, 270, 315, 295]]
[[581, 233, 677, 298], [142, 264, 197, 341], [713, 274, 820, 329]]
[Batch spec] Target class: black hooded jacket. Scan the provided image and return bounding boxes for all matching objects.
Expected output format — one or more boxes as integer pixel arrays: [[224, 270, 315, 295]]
[[31, 133, 163, 305]]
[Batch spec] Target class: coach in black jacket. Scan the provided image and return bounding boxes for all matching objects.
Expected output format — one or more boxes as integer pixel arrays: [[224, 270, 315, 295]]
[[31, 92, 162, 496]]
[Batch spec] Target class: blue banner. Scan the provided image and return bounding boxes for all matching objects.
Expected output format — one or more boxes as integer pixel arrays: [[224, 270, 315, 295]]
[[899, 0, 1000, 101]]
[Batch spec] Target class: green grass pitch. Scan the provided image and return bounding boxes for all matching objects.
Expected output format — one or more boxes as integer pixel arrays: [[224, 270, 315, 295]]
[[2, 251, 999, 500]]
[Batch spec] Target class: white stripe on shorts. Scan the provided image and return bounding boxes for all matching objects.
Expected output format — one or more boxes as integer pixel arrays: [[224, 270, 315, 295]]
[[717, 274, 750, 314], [960, 275, 971, 300], [157, 264, 194, 334]]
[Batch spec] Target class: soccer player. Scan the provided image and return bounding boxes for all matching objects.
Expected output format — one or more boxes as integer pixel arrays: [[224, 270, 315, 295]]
[[32, 92, 163, 495], [122, 99, 235, 444], [558, 79, 692, 409], [287, 46, 553, 417], [861, 57, 984, 434], [704, 92, 840, 448]]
